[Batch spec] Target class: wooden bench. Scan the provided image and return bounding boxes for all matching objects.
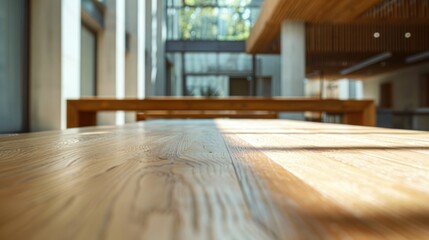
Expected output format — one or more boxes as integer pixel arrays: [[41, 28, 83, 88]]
[[67, 97, 376, 128], [135, 110, 278, 120]]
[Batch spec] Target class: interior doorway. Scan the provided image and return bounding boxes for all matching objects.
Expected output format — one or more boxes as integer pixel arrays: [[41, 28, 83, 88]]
[[420, 74, 429, 107], [379, 81, 393, 108], [229, 77, 250, 96]]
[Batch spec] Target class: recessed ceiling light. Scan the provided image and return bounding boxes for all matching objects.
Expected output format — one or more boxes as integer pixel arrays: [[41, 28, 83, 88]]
[[373, 32, 380, 38], [405, 32, 411, 38]]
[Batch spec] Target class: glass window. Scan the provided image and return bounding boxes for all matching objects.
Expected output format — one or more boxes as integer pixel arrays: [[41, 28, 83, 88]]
[[167, 8, 181, 39], [186, 76, 229, 97], [180, 7, 218, 40], [167, 0, 183, 7], [184, 0, 217, 6], [166, 0, 262, 40], [184, 53, 252, 74], [185, 53, 218, 73], [218, 53, 252, 73], [168, 52, 282, 97], [218, 7, 252, 40], [218, 0, 251, 7]]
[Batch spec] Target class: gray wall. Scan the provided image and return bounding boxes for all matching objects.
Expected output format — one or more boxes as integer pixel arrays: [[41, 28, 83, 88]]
[[364, 62, 429, 130], [256, 55, 281, 96], [364, 62, 429, 110], [81, 26, 96, 97], [0, 0, 27, 133]]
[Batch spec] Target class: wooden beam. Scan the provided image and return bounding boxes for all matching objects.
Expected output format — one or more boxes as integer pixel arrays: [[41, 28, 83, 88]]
[[135, 111, 278, 120], [67, 98, 376, 128]]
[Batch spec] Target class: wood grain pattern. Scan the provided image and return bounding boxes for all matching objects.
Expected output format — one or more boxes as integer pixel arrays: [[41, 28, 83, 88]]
[[1, 119, 429, 239]]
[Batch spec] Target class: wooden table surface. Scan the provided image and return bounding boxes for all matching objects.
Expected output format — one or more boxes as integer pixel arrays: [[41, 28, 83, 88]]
[[1, 119, 429, 239]]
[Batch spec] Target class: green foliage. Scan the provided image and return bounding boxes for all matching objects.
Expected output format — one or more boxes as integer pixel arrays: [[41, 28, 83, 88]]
[[186, 86, 220, 97], [184, 0, 216, 5], [173, 0, 255, 40], [185, 87, 195, 96], [200, 86, 220, 97]]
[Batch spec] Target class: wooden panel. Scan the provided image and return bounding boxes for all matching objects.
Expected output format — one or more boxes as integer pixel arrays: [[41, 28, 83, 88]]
[[1, 119, 429, 239], [66, 98, 376, 128], [246, 0, 381, 53], [270, 23, 429, 79], [247, 0, 429, 54], [306, 24, 429, 54]]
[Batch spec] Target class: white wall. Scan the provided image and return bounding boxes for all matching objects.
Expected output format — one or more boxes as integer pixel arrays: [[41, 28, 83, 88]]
[[61, 0, 81, 128], [30, 0, 80, 131], [257, 55, 281, 96], [305, 79, 363, 100], [27, 0, 151, 131], [97, 0, 126, 125], [125, 0, 145, 122]]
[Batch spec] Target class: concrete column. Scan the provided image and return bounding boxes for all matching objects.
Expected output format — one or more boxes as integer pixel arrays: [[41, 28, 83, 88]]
[[155, 0, 166, 96], [145, 0, 153, 97], [125, 0, 145, 123], [173, 54, 183, 96], [280, 20, 306, 120], [281, 20, 305, 97], [97, 0, 126, 125], [30, 0, 80, 131], [148, 0, 165, 96]]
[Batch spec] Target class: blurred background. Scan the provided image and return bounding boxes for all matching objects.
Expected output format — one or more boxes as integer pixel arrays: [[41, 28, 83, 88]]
[[1, 0, 429, 133]]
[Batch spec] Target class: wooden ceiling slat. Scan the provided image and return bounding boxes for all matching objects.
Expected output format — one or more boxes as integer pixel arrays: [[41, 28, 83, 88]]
[[246, 0, 380, 53], [306, 24, 429, 54], [325, 0, 353, 22], [247, 0, 429, 54], [305, 23, 429, 79], [247, 0, 429, 77]]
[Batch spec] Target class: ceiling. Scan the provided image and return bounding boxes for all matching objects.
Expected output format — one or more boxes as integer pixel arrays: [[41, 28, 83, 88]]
[[246, 0, 429, 79]]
